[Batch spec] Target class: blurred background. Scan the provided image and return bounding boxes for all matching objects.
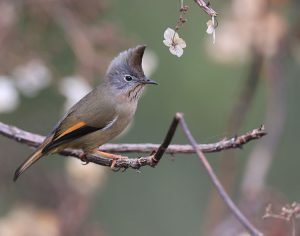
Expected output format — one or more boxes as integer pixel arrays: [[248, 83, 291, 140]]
[[0, 0, 300, 235]]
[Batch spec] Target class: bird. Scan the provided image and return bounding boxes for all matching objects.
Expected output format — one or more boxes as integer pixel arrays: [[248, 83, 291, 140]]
[[13, 45, 157, 181]]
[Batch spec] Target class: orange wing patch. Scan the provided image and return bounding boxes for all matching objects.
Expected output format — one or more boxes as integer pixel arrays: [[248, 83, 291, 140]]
[[55, 121, 87, 140]]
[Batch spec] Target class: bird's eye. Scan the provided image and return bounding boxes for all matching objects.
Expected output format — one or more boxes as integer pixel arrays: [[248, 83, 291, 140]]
[[124, 75, 133, 82]]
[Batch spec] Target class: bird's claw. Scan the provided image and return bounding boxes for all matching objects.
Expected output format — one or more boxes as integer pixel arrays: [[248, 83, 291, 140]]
[[79, 153, 90, 165]]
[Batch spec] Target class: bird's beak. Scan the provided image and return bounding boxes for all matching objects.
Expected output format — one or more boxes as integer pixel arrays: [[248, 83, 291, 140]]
[[143, 78, 158, 85]]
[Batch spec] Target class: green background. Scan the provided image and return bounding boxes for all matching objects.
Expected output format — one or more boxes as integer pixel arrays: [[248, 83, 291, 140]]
[[1, 0, 299, 235]]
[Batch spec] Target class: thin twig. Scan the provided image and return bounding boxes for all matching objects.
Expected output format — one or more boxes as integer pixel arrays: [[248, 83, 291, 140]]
[[152, 114, 181, 163], [194, 0, 218, 17], [263, 202, 300, 236], [178, 114, 263, 236]]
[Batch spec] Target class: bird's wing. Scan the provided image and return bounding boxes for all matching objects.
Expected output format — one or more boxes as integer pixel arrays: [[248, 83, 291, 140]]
[[42, 88, 117, 153]]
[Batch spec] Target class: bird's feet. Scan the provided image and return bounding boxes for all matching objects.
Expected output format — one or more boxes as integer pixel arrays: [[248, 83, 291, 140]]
[[78, 152, 90, 165], [93, 150, 128, 170]]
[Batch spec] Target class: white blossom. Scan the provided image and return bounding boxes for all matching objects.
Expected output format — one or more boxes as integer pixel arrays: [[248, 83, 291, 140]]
[[206, 16, 217, 44], [0, 76, 19, 113], [13, 59, 52, 97], [163, 28, 186, 57]]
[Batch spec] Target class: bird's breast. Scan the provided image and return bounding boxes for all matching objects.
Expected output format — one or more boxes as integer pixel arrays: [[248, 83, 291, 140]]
[[72, 101, 136, 152]]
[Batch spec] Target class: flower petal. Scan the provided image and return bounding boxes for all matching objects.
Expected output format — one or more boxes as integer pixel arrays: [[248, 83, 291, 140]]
[[169, 45, 184, 57], [163, 39, 172, 47], [206, 25, 215, 34], [206, 19, 216, 34], [164, 28, 177, 40], [212, 30, 216, 44], [175, 37, 186, 48], [206, 19, 213, 27]]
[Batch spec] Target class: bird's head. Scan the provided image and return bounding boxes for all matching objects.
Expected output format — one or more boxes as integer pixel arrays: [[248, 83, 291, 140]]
[[106, 45, 158, 101]]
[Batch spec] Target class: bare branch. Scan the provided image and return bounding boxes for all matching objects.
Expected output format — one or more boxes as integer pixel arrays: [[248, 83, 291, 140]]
[[194, 0, 218, 17], [0, 121, 266, 158], [0, 120, 266, 169]]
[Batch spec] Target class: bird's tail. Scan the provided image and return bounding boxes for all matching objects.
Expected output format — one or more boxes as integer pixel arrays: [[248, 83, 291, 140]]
[[13, 148, 44, 182]]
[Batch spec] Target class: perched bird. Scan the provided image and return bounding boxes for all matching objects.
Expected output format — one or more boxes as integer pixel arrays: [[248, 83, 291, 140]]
[[14, 45, 157, 181]]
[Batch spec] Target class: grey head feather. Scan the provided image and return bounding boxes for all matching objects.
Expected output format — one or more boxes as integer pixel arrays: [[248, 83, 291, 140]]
[[103, 45, 157, 102], [106, 45, 146, 79], [127, 45, 146, 75]]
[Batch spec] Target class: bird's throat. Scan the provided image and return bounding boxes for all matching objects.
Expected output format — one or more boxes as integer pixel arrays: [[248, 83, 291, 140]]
[[128, 84, 145, 102]]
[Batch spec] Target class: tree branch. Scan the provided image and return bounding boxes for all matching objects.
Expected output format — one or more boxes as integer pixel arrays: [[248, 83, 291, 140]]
[[0, 120, 266, 169], [194, 0, 218, 17], [0, 121, 266, 154]]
